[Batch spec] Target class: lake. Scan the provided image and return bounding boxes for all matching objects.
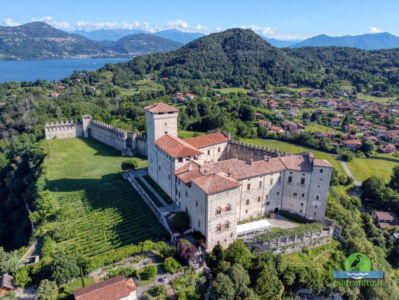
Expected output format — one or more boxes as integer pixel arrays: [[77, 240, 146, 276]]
[[0, 58, 130, 82]]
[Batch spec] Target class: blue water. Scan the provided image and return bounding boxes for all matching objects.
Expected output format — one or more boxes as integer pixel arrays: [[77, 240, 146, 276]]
[[0, 58, 130, 82]]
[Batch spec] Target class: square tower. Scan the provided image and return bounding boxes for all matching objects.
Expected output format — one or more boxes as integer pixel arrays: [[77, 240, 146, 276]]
[[144, 103, 179, 179]]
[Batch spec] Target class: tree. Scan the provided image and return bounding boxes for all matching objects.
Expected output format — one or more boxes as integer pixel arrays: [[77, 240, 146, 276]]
[[389, 165, 399, 192], [50, 254, 80, 284], [172, 212, 190, 231], [0, 248, 20, 275], [361, 176, 386, 203], [121, 159, 138, 171], [37, 280, 58, 300], [163, 257, 181, 274], [341, 151, 354, 162], [207, 243, 224, 272], [361, 140, 375, 155], [227, 264, 253, 299], [224, 240, 251, 269], [210, 273, 235, 300], [14, 266, 31, 287]]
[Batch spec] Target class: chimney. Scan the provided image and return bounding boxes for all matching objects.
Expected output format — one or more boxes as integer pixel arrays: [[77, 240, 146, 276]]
[[264, 155, 269, 161], [188, 164, 193, 171]]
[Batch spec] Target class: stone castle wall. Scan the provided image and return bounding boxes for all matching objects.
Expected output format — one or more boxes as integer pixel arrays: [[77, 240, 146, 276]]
[[44, 116, 147, 156], [226, 140, 290, 161]]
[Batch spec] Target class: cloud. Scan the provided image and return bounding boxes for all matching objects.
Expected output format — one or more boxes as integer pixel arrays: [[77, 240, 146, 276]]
[[368, 27, 383, 34], [31, 16, 71, 30], [241, 25, 274, 36], [3, 18, 19, 26]]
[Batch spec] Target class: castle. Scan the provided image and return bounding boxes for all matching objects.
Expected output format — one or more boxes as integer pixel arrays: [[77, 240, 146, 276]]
[[145, 103, 332, 249], [44, 102, 333, 250]]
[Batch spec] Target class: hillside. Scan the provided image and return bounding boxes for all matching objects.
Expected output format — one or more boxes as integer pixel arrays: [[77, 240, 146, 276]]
[[111, 33, 182, 54], [0, 22, 105, 60], [120, 28, 315, 86], [98, 28, 399, 92], [0, 22, 183, 60], [291, 32, 399, 50]]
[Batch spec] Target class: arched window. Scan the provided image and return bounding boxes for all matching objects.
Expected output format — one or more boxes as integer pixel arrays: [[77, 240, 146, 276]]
[[225, 204, 231, 212], [216, 224, 222, 232], [225, 221, 230, 229], [216, 207, 222, 215]]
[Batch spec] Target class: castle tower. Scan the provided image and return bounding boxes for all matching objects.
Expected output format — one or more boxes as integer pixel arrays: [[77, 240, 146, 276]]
[[82, 115, 93, 138], [144, 103, 179, 179]]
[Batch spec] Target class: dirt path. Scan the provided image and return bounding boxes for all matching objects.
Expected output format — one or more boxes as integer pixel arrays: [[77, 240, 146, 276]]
[[340, 160, 362, 187]]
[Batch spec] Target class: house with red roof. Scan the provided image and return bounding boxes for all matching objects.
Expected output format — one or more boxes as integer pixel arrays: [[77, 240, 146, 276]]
[[74, 276, 136, 300]]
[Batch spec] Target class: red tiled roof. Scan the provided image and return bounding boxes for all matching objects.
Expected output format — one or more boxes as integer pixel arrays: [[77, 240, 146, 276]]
[[144, 102, 179, 113], [192, 172, 240, 194], [74, 276, 136, 300], [174, 161, 202, 184], [343, 139, 362, 145], [373, 211, 398, 222], [279, 155, 313, 172], [184, 132, 230, 149], [313, 159, 333, 168], [155, 135, 203, 158]]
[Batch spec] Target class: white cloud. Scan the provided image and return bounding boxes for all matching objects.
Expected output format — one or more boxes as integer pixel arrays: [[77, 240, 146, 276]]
[[164, 20, 190, 30], [31, 16, 71, 30], [368, 27, 383, 34], [3, 18, 19, 26], [241, 25, 274, 36]]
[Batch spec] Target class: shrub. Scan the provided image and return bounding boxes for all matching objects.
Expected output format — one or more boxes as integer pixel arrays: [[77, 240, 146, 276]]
[[172, 212, 190, 231], [106, 267, 136, 279], [341, 151, 354, 162], [50, 253, 80, 284], [163, 257, 181, 274], [144, 285, 167, 299], [121, 159, 138, 170], [37, 280, 58, 300], [15, 266, 31, 287], [139, 265, 157, 281]]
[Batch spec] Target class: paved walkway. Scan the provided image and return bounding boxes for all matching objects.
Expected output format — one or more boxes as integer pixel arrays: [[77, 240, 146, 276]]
[[340, 160, 362, 187], [15, 286, 37, 300]]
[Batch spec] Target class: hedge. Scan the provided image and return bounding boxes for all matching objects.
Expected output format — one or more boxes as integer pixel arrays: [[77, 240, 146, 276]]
[[83, 240, 173, 272]]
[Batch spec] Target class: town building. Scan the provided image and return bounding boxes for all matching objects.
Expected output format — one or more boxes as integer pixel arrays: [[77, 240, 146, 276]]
[[74, 276, 137, 300], [145, 103, 333, 249]]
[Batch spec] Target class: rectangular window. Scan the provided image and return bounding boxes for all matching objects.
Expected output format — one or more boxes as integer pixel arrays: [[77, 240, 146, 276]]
[[266, 202, 270, 205], [246, 199, 250, 205], [178, 157, 183, 163], [316, 196, 319, 200], [207, 150, 210, 155], [278, 176, 281, 184], [302, 193, 305, 197], [247, 184, 251, 190], [288, 176, 292, 184], [301, 178, 305, 185], [218, 147, 221, 153], [257, 196, 261, 202], [270, 178, 274, 185], [259, 181, 262, 187], [293, 192, 297, 198], [320, 169, 324, 173]]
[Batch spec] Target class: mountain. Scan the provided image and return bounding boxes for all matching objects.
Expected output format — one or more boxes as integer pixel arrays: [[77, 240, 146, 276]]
[[0, 22, 105, 60], [72, 29, 147, 41], [0, 22, 183, 60], [290, 32, 399, 50], [263, 37, 302, 48], [154, 30, 204, 44], [118, 28, 310, 86], [110, 33, 182, 54]]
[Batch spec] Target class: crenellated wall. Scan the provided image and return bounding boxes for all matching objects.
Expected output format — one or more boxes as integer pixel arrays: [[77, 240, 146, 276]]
[[226, 140, 290, 161], [44, 115, 147, 156], [44, 120, 83, 139]]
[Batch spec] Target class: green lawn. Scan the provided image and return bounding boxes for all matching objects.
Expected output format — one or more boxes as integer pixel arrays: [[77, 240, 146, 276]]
[[240, 138, 345, 175], [44, 138, 166, 257], [178, 130, 205, 139], [213, 87, 250, 94], [346, 157, 398, 183], [304, 122, 343, 134], [356, 93, 395, 104]]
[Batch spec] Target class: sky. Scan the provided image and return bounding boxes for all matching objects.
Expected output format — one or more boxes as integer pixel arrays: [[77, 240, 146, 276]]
[[1, 0, 399, 40]]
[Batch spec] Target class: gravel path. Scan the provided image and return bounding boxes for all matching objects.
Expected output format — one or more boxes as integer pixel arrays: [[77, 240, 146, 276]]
[[340, 160, 362, 187]]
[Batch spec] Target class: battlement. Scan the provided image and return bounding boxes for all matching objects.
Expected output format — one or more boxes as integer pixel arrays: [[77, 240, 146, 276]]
[[45, 119, 81, 127], [227, 139, 290, 162]]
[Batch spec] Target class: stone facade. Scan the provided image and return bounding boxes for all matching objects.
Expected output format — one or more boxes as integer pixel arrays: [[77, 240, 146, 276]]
[[145, 103, 333, 250], [44, 115, 147, 156]]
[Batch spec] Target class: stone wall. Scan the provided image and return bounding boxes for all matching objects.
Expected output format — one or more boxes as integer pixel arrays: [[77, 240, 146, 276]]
[[44, 116, 147, 156], [226, 140, 289, 161], [44, 120, 83, 140], [242, 222, 334, 254]]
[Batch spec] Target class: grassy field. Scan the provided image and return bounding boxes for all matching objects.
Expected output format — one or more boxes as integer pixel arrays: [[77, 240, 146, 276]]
[[241, 138, 345, 175], [178, 130, 205, 139], [213, 87, 250, 94], [44, 138, 166, 257], [356, 93, 396, 103], [304, 122, 344, 134], [346, 157, 398, 183]]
